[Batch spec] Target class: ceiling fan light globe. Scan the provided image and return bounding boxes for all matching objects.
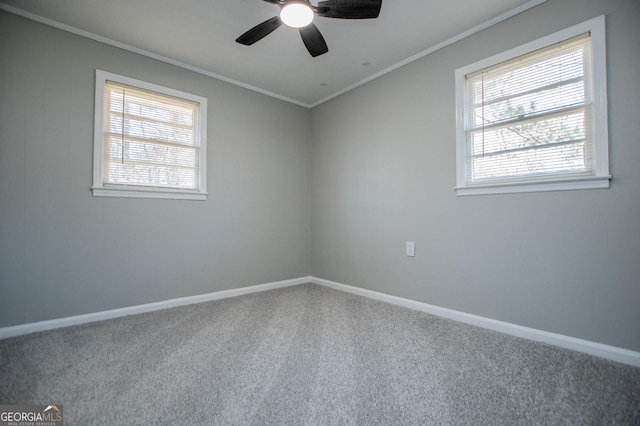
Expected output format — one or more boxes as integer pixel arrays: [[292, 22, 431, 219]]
[[280, 3, 314, 28]]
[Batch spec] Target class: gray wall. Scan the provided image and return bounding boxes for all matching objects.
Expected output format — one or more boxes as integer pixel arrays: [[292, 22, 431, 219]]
[[310, 0, 640, 352], [2, 0, 639, 354], [0, 11, 310, 327]]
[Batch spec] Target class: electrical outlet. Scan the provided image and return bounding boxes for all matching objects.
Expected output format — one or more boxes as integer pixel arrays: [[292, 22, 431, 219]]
[[406, 241, 415, 257]]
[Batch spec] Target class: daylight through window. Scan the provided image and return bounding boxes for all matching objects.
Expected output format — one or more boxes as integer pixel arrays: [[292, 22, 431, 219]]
[[455, 16, 609, 195], [93, 71, 207, 200], [467, 35, 591, 181], [104, 82, 199, 189]]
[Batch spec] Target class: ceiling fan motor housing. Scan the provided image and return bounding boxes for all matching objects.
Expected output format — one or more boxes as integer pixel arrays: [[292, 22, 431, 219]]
[[236, 0, 382, 57]]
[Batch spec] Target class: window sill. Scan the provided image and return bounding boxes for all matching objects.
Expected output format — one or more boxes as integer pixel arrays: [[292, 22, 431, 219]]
[[455, 175, 611, 196], [92, 186, 207, 201]]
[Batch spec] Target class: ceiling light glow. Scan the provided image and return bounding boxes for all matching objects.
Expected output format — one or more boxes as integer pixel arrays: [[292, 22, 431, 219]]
[[280, 3, 314, 28]]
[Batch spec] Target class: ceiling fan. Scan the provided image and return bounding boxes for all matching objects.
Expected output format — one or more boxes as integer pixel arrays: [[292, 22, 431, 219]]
[[236, 0, 382, 57]]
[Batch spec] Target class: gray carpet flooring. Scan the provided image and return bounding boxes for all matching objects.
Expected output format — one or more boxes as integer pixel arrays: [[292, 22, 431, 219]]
[[1, 283, 639, 425]]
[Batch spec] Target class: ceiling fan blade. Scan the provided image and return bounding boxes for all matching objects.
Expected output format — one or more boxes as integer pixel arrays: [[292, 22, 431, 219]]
[[316, 0, 382, 19], [299, 23, 329, 57], [236, 16, 283, 45]]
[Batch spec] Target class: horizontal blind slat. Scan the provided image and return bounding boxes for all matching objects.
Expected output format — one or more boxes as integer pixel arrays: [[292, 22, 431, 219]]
[[103, 80, 200, 190], [465, 32, 593, 184], [469, 103, 588, 133]]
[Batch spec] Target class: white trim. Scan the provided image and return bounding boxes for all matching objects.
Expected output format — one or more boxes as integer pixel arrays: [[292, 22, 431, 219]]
[[310, 277, 640, 367], [454, 16, 610, 196], [455, 174, 611, 196], [91, 187, 208, 200], [589, 15, 610, 179], [93, 69, 208, 200], [3, 275, 638, 366], [309, 0, 548, 107], [0, 3, 309, 108], [0, 1, 547, 109], [0, 277, 311, 340]]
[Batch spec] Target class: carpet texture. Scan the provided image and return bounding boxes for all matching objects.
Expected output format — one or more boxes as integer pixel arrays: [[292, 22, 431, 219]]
[[1, 284, 639, 425]]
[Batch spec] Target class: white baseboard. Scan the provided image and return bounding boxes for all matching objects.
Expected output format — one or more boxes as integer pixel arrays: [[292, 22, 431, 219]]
[[0, 276, 311, 340], [2, 275, 638, 367], [310, 277, 640, 367]]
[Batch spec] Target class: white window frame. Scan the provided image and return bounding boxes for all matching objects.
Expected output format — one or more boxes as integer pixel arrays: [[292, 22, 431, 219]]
[[93, 70, 208, 200], [454, 16, 610, 196]]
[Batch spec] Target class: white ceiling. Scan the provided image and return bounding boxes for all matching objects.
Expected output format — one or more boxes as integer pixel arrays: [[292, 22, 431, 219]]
[[0, 0, 544, 107]]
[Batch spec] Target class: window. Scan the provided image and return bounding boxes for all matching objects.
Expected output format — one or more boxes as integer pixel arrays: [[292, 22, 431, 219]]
[[455, 16, 609, 196], [93, 70, 207, 200]]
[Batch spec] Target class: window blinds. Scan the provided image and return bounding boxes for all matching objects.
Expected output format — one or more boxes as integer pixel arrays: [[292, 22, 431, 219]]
[[103, 81, 200, 190], [464, 34, 593, 183]]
